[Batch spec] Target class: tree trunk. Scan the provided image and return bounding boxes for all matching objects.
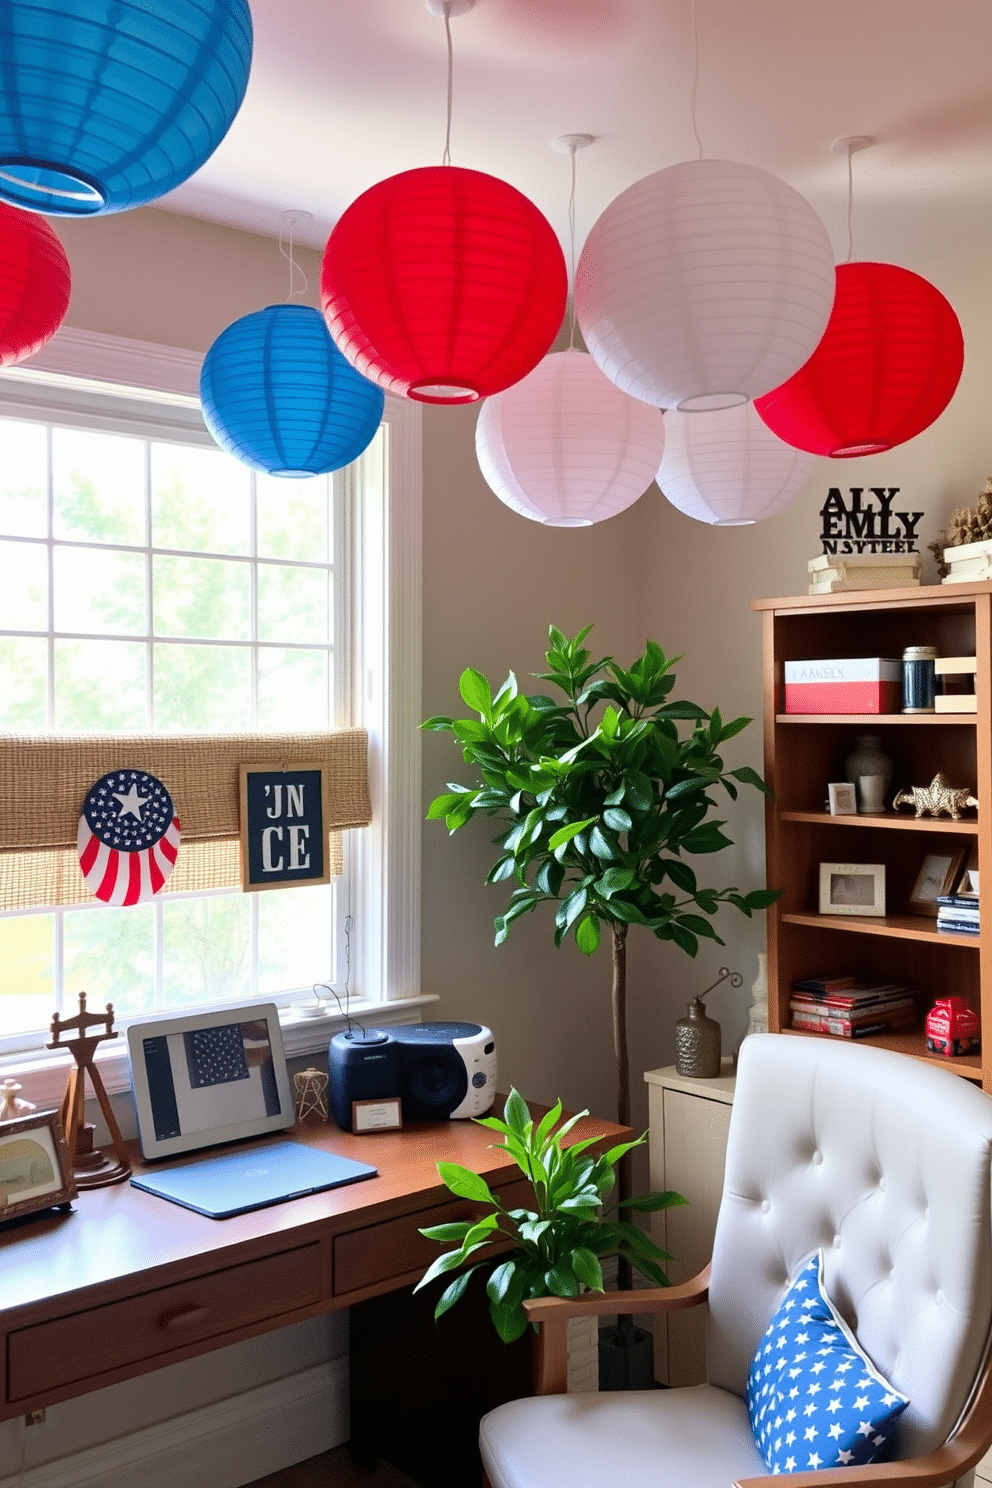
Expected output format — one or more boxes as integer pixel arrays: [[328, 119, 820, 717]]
[[610, 922, 635, 1303]]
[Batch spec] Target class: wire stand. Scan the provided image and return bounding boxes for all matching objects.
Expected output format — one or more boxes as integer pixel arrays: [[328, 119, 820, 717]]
[[48, 992, 131, 1188]]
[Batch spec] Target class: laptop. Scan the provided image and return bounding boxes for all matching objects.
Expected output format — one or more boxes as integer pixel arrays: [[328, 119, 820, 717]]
[[130, 1136, 377, 1218]]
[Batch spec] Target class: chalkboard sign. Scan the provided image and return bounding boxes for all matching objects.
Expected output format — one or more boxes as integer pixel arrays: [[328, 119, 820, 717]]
[[239, 764, 330, 891]]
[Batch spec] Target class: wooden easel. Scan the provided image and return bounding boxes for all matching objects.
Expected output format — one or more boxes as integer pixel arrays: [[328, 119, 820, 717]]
[[48, 993, 131, 1188]]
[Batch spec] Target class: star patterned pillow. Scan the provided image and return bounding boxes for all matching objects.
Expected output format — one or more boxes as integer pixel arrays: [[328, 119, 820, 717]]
[[747, 1250, 909, 1475]]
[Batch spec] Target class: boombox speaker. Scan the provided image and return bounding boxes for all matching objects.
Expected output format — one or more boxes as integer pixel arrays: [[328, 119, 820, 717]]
[[329, 1021, 497, 1132]]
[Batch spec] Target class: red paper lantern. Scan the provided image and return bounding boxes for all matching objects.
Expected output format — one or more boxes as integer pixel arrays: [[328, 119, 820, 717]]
[[0, 202, 71, 365], [320, 165, 567, 405], [754, 262, 964, 457]]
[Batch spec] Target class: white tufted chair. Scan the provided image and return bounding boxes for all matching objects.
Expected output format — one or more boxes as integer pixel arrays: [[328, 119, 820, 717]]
[[479, 1034, 992, 1488]]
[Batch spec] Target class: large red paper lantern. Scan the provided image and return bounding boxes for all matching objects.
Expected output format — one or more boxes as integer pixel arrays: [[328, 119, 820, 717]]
[[320, 165, 567, 405], [0, 202, 71, 365], [754, 262, 964, 457]]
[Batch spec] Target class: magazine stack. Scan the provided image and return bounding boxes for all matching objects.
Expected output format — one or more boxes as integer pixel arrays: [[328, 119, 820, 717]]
[[936, 889, 980, 936], [790, 975, 918, 1038]]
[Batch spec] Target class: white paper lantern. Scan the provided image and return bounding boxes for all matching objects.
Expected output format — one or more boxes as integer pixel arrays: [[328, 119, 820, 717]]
[[575, 158, 836, 412], [657, 401, 819, 526], [475, 349, 665, 527]]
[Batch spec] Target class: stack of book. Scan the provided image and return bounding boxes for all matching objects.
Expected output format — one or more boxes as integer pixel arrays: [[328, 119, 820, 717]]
[[936, 890, 980, 936], [807, 552, 922, 595], [942, 538, 992, 585], [790, 975, 918, 1038]]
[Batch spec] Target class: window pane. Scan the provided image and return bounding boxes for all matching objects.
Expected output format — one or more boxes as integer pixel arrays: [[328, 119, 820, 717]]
[[0, 420, 47, 537], [161, 894, 251, 1007], [0, 539, 47, 630], [63, 903, 155, 1018], [152, 444, 251, 555], [153, 642, 252, 730], [53, 545, 147, 635], [153, 555, 250, 640], [257, 648, 330, 729], [0, 638, 48, 728], [257, 473, 329, 562], [257, 563, 328, 644], [54, 639, 148, 731], [0, 914, 54, 1034], [53, 427, 146, 545], [258, 883, 335, 995]]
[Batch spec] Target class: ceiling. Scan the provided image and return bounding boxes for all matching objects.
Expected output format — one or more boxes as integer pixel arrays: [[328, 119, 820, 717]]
[[160, 0, 992, 275]]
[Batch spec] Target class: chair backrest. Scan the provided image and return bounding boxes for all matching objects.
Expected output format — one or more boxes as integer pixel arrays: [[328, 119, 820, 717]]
[[706, 1034, 992, 1459]]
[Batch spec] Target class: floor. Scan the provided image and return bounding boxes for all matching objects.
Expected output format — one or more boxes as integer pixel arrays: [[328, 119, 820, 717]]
[[250, 1445, 420, 1488]]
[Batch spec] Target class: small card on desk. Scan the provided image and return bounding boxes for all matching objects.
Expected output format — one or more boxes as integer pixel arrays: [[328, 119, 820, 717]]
[[130, 1137, 377, 1218]]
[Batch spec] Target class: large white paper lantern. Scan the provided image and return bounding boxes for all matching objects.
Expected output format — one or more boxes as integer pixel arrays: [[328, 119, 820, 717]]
[[575, 159, 836, 412], [657, 401, 819, 526], [475, 349, 665, 527]]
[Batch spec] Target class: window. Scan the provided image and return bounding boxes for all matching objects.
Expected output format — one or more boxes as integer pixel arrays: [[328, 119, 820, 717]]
[[0, 329, 423, 1065]]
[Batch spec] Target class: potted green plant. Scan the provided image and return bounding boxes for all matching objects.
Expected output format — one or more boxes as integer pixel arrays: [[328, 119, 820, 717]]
[[415, 1088, 684, 1344], [423, 626, 777, 1380]]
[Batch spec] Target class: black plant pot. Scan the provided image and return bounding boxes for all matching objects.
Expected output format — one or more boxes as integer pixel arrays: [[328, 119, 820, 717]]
[[598, 1321, 655, 1390]]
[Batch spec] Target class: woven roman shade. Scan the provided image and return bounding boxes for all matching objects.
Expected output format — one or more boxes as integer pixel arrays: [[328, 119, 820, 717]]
[[0, 730, 371, 911]]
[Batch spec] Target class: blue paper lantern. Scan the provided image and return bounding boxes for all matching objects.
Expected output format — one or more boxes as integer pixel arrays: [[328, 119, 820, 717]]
[[0, 0, 253, 216], [200, 304, 386, 478]]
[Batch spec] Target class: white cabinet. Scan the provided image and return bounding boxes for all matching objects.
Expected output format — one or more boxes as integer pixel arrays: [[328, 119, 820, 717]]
[[645, 1061, 735, 1386]]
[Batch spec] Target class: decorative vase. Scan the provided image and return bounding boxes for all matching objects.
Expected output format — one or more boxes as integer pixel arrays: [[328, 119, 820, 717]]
[[674, 996, 722, 1078], [844, 733, 893, 813], [746, 952, 769, 1039]]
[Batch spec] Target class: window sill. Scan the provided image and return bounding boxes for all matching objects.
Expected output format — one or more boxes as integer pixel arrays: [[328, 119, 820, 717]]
[[0, 994, 440, 1112]]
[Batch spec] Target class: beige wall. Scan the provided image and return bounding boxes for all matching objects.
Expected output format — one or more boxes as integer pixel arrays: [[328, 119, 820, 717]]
[[54, 208, 991, 1142]]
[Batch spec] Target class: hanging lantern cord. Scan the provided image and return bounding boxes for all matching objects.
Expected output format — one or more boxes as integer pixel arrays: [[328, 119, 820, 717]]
[[567, 146, 578, 348], [442, 3, 455, 165], [279, 210, 311, 302], [831, 135, 873, 266], [689, 0, 703, 161]]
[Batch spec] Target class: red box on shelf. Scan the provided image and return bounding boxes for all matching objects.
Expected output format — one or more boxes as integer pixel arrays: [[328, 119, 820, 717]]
[[925, 997, 981, 1057], [783, 658, 901, 714]]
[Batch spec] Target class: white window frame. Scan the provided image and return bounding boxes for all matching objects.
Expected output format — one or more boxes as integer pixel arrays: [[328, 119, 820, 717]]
[[0, 328, 428, 1098]]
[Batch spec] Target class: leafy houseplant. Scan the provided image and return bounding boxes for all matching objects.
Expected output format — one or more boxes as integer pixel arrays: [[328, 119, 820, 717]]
[[423, 625, 777, 1161], [415, 1089, 684, 1343]]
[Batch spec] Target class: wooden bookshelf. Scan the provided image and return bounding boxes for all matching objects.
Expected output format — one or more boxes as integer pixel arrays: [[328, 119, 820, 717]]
[[753, 582, 992, 1091]]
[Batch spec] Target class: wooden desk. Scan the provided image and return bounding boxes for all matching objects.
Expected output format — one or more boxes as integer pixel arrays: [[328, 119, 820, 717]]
[[0, 1106, 626, 1423]]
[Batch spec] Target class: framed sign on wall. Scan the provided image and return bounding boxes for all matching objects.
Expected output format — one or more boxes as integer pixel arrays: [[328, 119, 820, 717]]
[[239, 764, 331, 892]]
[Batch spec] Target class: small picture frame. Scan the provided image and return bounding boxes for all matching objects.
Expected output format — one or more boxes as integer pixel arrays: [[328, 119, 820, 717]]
[[239, 764, 332, 892], [908, 848, 968, 916], [819, 862, 886, 917], [0, 1108, 76, 1224], [827, 782, 857, 816], [352, 1098, 403, 1134]]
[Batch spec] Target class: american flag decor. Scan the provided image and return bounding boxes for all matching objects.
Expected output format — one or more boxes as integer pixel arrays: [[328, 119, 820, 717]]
[[77, 769, 181, 906]]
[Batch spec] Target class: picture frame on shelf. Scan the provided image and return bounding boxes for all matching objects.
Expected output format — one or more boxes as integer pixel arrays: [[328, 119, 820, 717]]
[[0, 1109, 76, 1225], [819, 862, 886, 917], [908, 848, 968, 917], [827, 782, 857, 816]]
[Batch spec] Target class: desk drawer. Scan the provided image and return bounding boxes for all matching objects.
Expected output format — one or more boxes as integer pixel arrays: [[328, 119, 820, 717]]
[[7, 1244, 321, 1401], [333, 1178, 531, 1296]]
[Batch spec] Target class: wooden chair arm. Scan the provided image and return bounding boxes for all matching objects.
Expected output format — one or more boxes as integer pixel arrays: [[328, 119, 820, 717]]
[[525, 1266, 711, 1395]]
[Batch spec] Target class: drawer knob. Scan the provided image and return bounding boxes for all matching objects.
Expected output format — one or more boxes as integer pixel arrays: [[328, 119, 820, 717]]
[[156, 1302, 211, 1331]]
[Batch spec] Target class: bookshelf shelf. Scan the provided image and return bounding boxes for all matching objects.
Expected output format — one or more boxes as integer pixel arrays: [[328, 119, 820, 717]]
[[754, 582, 992, 1092]]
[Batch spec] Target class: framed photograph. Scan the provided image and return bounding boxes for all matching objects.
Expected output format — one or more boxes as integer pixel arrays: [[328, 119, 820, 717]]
[[827, 782, 857, 816], [908, 848, 968, 916], [0, 1109, 76, 1224], [239, 764, 331, 892], [819, 862, 886, 917]]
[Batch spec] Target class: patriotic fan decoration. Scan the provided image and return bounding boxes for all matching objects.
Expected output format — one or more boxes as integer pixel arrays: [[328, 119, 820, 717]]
[[77, 769, 181, 905]]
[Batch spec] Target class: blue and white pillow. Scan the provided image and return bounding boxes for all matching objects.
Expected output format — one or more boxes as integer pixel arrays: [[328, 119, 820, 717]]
[[747, 1251, 909, 1474]]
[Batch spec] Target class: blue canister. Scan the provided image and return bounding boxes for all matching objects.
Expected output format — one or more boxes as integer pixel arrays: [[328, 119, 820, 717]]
[[902, 645, 938, 712]]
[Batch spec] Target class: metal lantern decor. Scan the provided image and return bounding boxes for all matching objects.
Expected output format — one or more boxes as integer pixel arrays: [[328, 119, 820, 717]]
[[0, 0, 252, 216], [754, 261, 965, 457], [574, 158, 835, 412], [0, 202, 71, 364], [200, 304, 385, 477], [657, 401, 819, 526], [320, 165, 568, 405], [475, 348, 665, 526]]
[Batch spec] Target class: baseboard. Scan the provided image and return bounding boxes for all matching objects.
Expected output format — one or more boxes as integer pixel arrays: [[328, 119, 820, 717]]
[[2, 1357, 348, 1488]]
